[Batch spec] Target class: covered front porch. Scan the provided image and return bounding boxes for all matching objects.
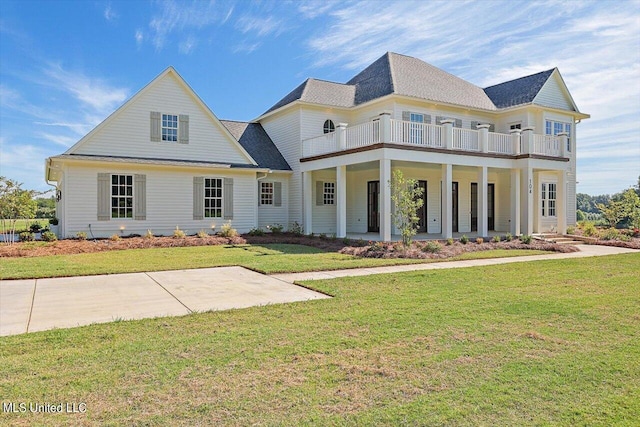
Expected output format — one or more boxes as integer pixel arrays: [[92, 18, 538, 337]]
[[301, 152, 569, 242]]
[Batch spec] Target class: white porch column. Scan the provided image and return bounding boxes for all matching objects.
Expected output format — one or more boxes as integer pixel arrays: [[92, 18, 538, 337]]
[[336, 123, 348, 151], [521, 166, 534, 235], [557, 171, 567, 234], [336, 165, 347, 238], [380, 158, 392, 242], [477, 124, 490, 153], [558, 132, 569, 158], [522, 127, 535, 155], [441, 163, 453, 239], [303, 171, 313, 235], [379, 112, 391, 143], [478, 166, 488, 237], [510, 129, 522, 155], [441, 119, 454, 150], [510, 168, 521, 236]]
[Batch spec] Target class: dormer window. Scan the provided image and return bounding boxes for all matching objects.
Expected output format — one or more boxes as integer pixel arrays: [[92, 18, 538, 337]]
[[323, 119, 335, 134], [162, 114, 178, 142]]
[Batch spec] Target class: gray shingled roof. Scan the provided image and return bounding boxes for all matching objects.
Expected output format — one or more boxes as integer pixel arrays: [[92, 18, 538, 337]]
[[261, 52, 564, 115], [220, 120, 291, 171], [264, 78, 354, 114], [483, 69, 555, 108]]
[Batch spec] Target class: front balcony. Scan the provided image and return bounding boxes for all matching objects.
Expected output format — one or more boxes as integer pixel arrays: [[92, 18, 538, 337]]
[[302, 115, 569, 160]]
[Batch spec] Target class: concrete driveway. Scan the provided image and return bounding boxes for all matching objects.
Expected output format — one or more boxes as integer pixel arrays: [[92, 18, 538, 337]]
[[0, 266, 329, 336]]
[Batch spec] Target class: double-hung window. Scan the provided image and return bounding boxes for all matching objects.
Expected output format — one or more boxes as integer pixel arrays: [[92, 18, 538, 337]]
[[260, 182, 273, 205], [545, 119, 572, 152], [323, 182, 335, 205], [162, 114, 178, 142], [541, 183, 557, 217], [204, 178, 223, 218], [111, 174, 133, 218]]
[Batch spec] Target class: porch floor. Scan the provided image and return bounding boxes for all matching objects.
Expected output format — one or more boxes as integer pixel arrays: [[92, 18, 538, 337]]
[[346, 231, 505, 242]]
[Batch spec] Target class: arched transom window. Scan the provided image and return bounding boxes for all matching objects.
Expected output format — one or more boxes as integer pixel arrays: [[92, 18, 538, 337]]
[[323, 119, 335, 134]]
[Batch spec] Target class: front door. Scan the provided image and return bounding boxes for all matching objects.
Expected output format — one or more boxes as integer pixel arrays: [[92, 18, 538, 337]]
[[471, 183, 495, 232], [452, 181, 459, 233], [367, 181, 380, 232], [415, 180, 427, 232]]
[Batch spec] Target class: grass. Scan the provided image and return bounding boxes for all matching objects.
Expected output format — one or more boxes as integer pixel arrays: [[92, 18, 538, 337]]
[[0, 244, 549, 279], [1, 253, 638, 425], [0, 218, 50, 233]]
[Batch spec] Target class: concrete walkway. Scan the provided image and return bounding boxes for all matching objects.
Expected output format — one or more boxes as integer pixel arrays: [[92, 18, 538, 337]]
[[272, 244, 639, 282], [0, 266, 329, 336], [1, 245, 637, 337]]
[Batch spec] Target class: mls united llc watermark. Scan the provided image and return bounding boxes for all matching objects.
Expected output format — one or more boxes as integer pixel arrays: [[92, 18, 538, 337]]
[[2, 401, 86, 414]]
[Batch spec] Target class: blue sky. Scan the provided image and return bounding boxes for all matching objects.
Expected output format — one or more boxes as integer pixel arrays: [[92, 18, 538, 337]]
[[1, 0, 639, 196]]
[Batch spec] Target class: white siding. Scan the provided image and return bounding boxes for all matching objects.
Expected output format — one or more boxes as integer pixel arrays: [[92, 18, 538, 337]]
[[346, 167, 379, 233], [257, 174, 289, 230], [312, 169, 337, 234], [534, 73, 574, 111], [261, 109, 303, 226], [72, 73, 252, 165], [61, 163, 257, 238]]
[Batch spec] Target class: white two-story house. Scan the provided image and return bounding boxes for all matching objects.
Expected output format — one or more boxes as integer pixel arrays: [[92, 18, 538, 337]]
[[46, 52, 589, 241]]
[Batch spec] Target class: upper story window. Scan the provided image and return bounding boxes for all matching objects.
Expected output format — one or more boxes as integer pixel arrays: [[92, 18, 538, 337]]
[[162, 114, 178, 142], [111, 174, 133, 219], [545, 120, 571, 152], [510, 123, 522, 130], [323, 119, 335, 134]]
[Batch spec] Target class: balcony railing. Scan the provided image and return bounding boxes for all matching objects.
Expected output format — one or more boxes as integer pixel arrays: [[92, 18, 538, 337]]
[[301, 119, 567, 159]]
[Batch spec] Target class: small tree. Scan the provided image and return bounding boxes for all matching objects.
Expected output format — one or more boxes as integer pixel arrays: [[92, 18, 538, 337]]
[[597, 199, 625, 229], [597, 188, 640, 229], [389, 170, 424, 247], [622, 188, 640, 229], [0, 177, 38, 245]]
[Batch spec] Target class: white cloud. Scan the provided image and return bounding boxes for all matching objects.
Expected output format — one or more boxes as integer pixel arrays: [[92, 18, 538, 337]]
[[179, 35, 197, 55], [104, 3, 118, 21], [135, 29, 144, 47], [235, 15, 284, 37]]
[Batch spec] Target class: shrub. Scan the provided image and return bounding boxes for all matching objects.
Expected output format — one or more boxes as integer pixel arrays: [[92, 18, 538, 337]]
[[268, 223, 284, 234], [109, 234, 120, 241], [476, 237, 484, 244], [460, 235, 469, 244], [76, 231, 87, 240], [144, 229, 154, 239], [566, 226, 575, 235], [600, 228, 620, 241], [173, 226, 186, 238], [49, 218, 59, 225], [29, 223, 43, 233], [505, 233, 513, 242], [576, 210, 586, 222], [247, 227, 264, 236], [289, 221, 303, 236], [492, 235, 501, 243], [520, 234, 532, 244], [196, 229, 208, 238], [446, 238, 454, 246], [582, 222, 597, 237], [319, 233, 327, 240], [42, 231, 57, 242], [219, 222, 238, 238], [342, 237, 351, 245], [19, 231, 35, 242], [422, 241, 441, 253]]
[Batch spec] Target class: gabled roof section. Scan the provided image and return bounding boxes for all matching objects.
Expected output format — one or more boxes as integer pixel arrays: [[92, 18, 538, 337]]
[[64, 66, 258, 166], [483, 69, 555, 109], [220, 120, 291, 171]]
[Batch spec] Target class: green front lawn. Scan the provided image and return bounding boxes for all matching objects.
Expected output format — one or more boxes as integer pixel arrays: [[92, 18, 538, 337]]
[[0, 218, 49, 233], [1, 254, 639, 425], [0, 244, 548, 279]]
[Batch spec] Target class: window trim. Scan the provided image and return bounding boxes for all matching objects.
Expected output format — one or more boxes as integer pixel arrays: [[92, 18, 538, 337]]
[[260, 182, 274, 206], [203, 177, 223, 218], [111, 174, 134, 219], [541, 182, 557, 218], [545, 119, 572, 152]]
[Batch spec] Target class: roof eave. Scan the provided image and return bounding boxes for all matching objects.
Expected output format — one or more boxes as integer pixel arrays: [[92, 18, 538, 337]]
[[499, 102, 590, 120]]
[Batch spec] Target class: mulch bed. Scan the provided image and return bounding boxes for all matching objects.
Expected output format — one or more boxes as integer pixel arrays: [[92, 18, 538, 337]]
[[0, 233, 580, 259]]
